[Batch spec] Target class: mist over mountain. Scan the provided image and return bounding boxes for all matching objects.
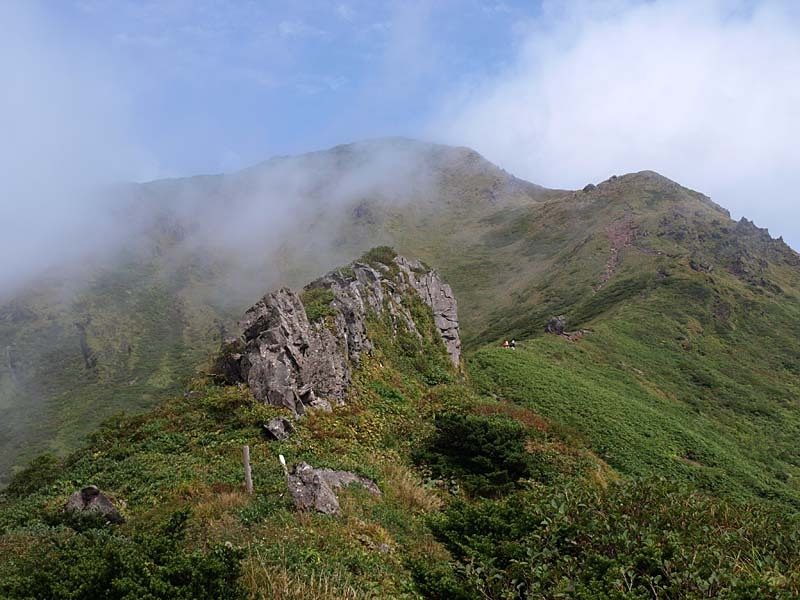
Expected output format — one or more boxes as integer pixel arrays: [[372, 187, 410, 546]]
[[0, 138, 542, 480], [3, 1, 800, 596], [2, 138, 797, 486], [3, 137, 800, 597]]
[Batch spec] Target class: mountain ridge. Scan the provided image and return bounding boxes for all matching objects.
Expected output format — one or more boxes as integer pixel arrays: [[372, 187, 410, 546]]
[[1, 137, 797, 486], [2, 245, 800, 598]]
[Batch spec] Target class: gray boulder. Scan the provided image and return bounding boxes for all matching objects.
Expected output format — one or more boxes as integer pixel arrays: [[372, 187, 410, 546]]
[[262, 416, 295, 441], [287, 461, 381, 516], [545, 315, 567, 335], [221, 255, 460, 415], [64, 485, 124, 524]]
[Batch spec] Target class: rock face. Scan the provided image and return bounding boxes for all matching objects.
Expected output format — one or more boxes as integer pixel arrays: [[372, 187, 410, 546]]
[[64, 485, 124, 524], [287, 461, 381, 516], [219, 254, 460, 415], [404, 257, 460, 369]]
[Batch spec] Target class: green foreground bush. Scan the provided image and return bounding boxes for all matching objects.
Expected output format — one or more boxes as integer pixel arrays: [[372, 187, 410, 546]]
[[426, 479, 800, 599], [1, 509, 244, 600], [413, 413, 532, 497]]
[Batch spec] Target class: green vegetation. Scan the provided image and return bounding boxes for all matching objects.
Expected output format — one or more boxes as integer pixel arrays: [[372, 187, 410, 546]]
[[2, 509, 245, 599], [469, 277, 800, 508], [413, 413, 532, 497], [360, 245, 397, 267], [3, 251, 800, 598], [338, 266, 356, 279], [299, 287, 336, 323], [429, 480, 800, 598], [371, 291, 455, 386], [3, 143, 800, 597], [0, 258, 226, 484]]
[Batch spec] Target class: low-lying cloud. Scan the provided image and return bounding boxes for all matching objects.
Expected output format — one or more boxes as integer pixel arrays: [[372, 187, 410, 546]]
[[0, 2, 443, 298], [0, 2, 153, 296], [436, 0, 800, 248], [3, 0, 799, 302]]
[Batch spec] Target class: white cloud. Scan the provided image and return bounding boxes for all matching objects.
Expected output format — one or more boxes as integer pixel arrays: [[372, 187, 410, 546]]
[[336, 3, 355, 21], [113, 31, 171, 48], [482, 1, 511, 14], [436, 0, 800, 248], [0, 2, 152, 295], [278, 19, 326, 39]]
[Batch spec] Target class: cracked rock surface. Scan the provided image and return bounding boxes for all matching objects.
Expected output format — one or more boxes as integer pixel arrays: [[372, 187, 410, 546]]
[[219, 255, 460, 415], [287, 461, 381, 516]]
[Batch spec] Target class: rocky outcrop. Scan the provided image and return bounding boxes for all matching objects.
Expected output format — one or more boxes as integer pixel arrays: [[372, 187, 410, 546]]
[[401, 256, 460, 369], [262, 416, 295, 441], [545, 315, 567, 335], [219, 254, 460, 415], [75, 319, 97, 371], [287, 461, 381, 516], [544, 315, 591, 342], [64, 485, 124, 524]]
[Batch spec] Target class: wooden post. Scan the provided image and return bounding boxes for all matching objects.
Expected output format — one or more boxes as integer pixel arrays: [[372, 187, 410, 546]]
[[243, 445, 253, 494]]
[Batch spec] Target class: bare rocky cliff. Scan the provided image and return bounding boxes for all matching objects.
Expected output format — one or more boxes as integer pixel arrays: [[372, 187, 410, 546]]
[[217, 253, 460, 415]]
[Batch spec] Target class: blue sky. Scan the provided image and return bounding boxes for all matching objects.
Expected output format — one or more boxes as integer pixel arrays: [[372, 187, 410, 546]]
[[40, 0, 538, 175], [2, 0, 800, 267]]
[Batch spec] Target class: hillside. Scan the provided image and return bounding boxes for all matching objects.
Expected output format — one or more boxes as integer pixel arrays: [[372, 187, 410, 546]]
[[0, 138, 547, 482], [2, 251, 799, 599], [2, 138, 800, 520]]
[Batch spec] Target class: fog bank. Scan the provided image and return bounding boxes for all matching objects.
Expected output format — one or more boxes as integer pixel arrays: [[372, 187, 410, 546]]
[[435, 0, 800, 249]]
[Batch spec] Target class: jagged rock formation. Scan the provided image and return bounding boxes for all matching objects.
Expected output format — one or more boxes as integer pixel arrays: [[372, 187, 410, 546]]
[[219, 254, 460, 415], [287, 461, 381, 516], [545, 315, 567, 335], [406, 258, 460, 366], [64, 485, 124, 524]]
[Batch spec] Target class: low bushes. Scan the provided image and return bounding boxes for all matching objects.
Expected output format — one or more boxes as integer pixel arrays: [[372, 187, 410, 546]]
[[413, 413, 532, 497]]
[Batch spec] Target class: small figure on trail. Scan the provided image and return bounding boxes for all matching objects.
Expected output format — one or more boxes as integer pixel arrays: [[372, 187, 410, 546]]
[[502, 340, 510, 349], [510, 339, 516, 349]]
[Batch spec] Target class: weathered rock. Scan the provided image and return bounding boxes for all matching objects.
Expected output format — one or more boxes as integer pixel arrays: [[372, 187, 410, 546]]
[[288, 463, 340, 515], [287, 461, 381, 516], [220, 255, 460, 415], [689, 259, 713, 273], [545, 315, 567, 335], [64, 485, 124, 524], [397, 256, 461, 368], [262, 416, 295, 441], [75, 318, 97, 371]]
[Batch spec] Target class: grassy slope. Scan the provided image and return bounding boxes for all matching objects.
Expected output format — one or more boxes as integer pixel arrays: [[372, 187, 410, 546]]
[[0, 254, 227, 481], [464, 172, 800, 508], [0, 262, 600, 598], [2, 256, 799, 598], [3, 141, 800, 526], [0, 141, 550, 481]]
